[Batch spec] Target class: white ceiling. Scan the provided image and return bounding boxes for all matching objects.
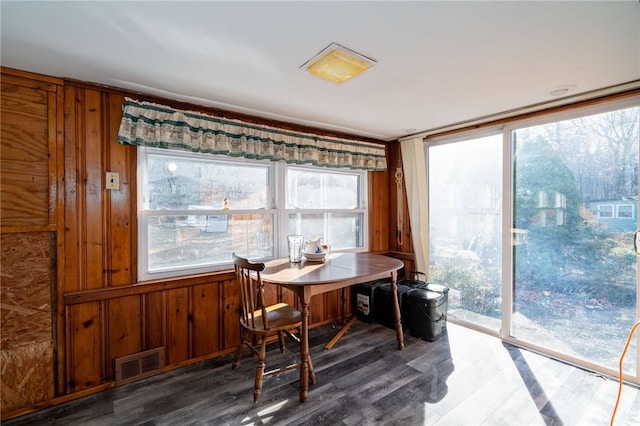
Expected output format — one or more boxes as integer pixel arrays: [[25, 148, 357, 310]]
[[2, 1, 639, 141]]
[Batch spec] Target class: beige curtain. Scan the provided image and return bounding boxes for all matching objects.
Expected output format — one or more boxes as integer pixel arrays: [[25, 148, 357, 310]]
[[118, 98, 387, 171], [400, 137, 428, 274]]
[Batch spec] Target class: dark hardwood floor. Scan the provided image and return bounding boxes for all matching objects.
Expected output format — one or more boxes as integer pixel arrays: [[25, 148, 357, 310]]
[[6, 321, 640, 425]]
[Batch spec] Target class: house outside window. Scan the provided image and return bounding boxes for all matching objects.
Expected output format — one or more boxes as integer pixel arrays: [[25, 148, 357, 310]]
[[598, 205, 614, 218], [617, 204, 634, 219]]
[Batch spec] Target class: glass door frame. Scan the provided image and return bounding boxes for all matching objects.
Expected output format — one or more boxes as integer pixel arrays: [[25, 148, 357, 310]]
[[425, 94, 640, 385], [425, 127, 505, 338], [500, 95, 640, 385]]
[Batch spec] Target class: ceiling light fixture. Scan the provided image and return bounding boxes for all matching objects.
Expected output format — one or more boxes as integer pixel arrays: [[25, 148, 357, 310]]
[[301, 43, 376, 84]]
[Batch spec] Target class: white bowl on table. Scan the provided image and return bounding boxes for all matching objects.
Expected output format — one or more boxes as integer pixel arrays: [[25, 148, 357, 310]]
[[302, 251, 326, 262]]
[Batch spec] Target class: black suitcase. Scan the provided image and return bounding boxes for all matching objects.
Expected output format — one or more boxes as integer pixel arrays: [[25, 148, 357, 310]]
[[373, 283, 411, 330], [352, 279, 388, 323]]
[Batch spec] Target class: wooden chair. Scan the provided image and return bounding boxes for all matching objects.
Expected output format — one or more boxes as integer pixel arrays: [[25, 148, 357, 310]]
[[231, 254, 314, 403]]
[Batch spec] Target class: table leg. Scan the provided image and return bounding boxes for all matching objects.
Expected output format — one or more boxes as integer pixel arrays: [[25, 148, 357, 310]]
[[390, 271, 405, 350], [324, 287, 354, 351], [299, 299, 310, 402], [341, 287, 347, 324]]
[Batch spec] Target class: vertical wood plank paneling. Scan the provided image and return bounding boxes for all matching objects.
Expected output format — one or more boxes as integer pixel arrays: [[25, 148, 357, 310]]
[[386, 143, 416, 276], [324, 290, 339, 321], [369, 144, 390, 254], [263, 282, 278, 306], [106, 296, 141, 379], [280, 286, 296, 308], [54, 83, 66, 398], [310, 294, 324, 324], [83, 90, 103, 291], [368, 171, 390, 253], [388, 144, 399, 253], [51, 81, 67, 395], [102, 95, 113, 289], [387, 143, 413, 256], [145, 292, 164, 350], [105, 94, 134, 287], [165, 288, 189, 364], [63, 85, 81, 294], [221, 278, 240, 350], [67, 303, 101, 392], [61, 84, 80, 397], [192, 283, 220, 357]]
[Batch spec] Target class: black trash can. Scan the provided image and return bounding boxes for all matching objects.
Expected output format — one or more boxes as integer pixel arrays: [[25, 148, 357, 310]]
[[411, 282, 449, 305], [408, 288, 448, 341], [352, 280, 388, 323], [373, 283, 411, 330]]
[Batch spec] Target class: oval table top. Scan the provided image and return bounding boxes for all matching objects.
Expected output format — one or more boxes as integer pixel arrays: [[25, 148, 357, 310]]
[[260, 252, 404, 286]]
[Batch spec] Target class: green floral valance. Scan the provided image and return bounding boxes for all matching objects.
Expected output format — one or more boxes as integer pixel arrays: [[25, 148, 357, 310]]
[[118, 98, 387, 171]]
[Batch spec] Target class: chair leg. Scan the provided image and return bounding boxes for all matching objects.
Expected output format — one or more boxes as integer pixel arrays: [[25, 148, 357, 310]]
[[232, 330, 247, 370], [251, 334, 259, 355], [278, 331, 286, 353], [307, 354, 316, 385], [254, 337, 267, 403]]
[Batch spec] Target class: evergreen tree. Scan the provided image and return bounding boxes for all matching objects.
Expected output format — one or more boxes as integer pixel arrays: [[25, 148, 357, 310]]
[[513, 136, 584, 292]]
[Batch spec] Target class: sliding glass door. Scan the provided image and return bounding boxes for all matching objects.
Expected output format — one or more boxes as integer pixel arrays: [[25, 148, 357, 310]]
[[427, 98, 639, 382], [510, 104, 639, 377], [428, 134, 503, 332]]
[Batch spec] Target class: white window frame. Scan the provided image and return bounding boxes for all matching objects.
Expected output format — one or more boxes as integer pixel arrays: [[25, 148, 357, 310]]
[[617, 204, 634, 219], [138, 147, 369, 281], [598, 204, 614, 218], [278, 164, 369, 256], [137, 147, 277, 281]]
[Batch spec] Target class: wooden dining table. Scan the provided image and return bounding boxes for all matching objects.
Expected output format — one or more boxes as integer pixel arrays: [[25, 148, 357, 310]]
[[260, 252, 405, 402]]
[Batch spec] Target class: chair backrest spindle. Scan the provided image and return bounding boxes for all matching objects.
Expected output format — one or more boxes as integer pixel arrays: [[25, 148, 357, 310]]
[[233, 254, 268, 331]]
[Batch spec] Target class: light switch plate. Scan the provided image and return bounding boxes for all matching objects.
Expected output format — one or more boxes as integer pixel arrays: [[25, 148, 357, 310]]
[[106, 172, 119, 190]]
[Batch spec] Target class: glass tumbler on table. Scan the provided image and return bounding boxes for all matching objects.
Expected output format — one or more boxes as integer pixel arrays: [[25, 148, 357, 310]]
[[287, 235, 304, 263]]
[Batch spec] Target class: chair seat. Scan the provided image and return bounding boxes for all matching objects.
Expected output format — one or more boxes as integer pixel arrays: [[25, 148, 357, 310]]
[[241, 303, 302, 332]]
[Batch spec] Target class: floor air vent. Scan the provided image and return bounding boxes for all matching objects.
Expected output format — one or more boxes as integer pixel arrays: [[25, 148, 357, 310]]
[[115, 347, 165, 386]]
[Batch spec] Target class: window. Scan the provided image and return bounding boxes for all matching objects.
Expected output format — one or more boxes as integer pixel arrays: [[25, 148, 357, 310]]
[[138, 147, 368, 280], [285, 166, 367, 251], [598, 205, 614, 218], [617, 204, 634, 218], [138, 148, 275, 280]]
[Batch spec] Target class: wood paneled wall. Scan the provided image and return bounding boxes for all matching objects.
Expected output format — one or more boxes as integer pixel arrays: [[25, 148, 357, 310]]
[[0, 67, 411, 419], [386, 143, 416, 274], [59, 86, 357, 395]]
